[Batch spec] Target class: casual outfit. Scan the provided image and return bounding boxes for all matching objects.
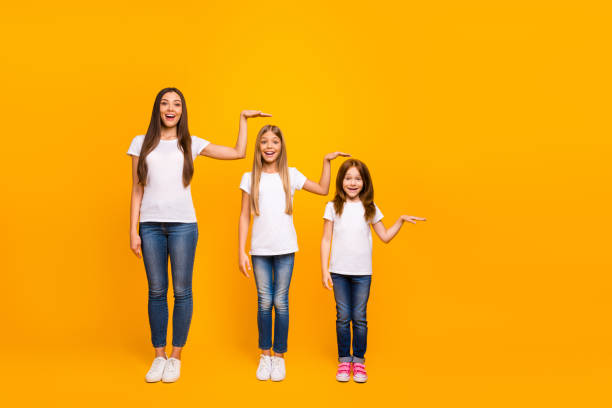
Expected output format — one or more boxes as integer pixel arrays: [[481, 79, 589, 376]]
[[323, 201, 383, 372], [240, 168, 306, 360], [127, 135, 209, 351]]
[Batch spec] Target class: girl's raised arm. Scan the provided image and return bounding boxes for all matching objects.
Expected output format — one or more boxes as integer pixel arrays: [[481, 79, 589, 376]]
[[303, 152, 351, 195], [201, 110, 271, 160], [372, 215, 427, 243], [320, 219, 334, 290], [238, 190, 252, 277]]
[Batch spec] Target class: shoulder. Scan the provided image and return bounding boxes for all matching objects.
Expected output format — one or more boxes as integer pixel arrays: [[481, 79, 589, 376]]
[[325, 201, 335, 210], [133, 135, 145, 143], [240, 172, 252, 182]]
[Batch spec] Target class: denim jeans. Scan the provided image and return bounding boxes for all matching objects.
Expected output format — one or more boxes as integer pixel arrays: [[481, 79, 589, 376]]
[[331, 273, 372, 363], [251, 253, 295, 354], [139, 222, 198, 348]]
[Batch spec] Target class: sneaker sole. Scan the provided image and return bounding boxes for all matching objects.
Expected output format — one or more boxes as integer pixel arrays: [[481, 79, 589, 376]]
[[336, 376, 350, 382], [353, 377, 367, 383]]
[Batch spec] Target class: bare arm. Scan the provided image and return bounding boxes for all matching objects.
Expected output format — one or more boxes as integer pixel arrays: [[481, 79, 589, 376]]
[[321, 219, 334, 289], [129, 156, 144, 258], [238, 190, 252, 277], [372, 215, 427, 243], [201, 110, 271, 160], [302, 151, 351, 195]]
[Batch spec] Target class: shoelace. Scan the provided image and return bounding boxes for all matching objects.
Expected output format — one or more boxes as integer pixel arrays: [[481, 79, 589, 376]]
[[353, 363, 367, 375], [272, 358, 283, 370], [166, 359, 178, 372], [150, 358, 166, 372]]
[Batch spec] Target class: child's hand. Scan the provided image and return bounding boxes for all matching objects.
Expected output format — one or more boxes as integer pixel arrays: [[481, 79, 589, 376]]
[[401, 215, 427, 224], [239, 251, 251, 278], [322, 271, 333, 290], [130, 233, 142, 258], [241, 110, 272, 118], [324, 152, 351, 161]]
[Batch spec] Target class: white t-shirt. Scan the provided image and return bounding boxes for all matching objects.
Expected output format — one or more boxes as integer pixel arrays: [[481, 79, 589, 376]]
[[127, 135, 210, 222], [240, 168, 307, 255], [323, 201, 384, 275]]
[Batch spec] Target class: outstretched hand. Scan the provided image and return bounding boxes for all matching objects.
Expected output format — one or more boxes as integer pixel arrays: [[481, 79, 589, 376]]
[[401, 215, 427, 224], [324, 152, 351, 161], [241, 110, 272, 118]]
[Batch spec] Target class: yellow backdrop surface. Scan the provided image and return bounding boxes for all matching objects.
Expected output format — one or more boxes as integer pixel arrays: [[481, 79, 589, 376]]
[[1, 0, 611, 406]]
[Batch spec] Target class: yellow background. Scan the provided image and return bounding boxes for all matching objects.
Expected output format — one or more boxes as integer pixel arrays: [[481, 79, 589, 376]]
[[2, 1, 611, 406]]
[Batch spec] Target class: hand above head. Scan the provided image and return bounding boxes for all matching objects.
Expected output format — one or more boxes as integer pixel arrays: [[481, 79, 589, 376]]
[[324, 152, 351, 161], [241, 110, 272, 118], [401, 215, 427, 224]]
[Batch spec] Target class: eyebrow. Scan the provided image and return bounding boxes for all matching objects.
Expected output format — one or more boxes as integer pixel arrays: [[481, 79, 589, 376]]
[[161, 99, 181, 103]]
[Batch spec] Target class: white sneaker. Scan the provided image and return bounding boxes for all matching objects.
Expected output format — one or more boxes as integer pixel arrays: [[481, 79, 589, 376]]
[[270, 356, 286, 381], [256, 354, 272, 380], [145, 357, 167, 383], [161, 357, 181, 383]]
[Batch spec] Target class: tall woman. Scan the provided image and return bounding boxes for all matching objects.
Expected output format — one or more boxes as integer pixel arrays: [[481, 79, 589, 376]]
[[128, 87, 269, 383]]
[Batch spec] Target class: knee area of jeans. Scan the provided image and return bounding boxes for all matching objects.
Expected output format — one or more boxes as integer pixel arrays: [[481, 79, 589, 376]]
[[258, 296, 274, 310], [148, 288, 168, 299], [273, 296, 289, 310], [173, 288, 193, 300]]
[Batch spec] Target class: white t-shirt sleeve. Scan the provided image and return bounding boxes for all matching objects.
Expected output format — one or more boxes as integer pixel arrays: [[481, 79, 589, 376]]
[[371, 204, 384, 224], [127, 135, 144, 156], [290, 167, 307, 191], [192, 136, 210, 157], [323, 202, 335, 221], [240, 172, 252, 194]]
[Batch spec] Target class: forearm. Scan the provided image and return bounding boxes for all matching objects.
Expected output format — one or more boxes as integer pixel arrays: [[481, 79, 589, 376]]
[[238, 215, 250, 253], [317, 159, 332, 194], [321, 238, 331, 273], [129, 187, 143, 234], [234, 114, 249, 158], [383, 218, 404, 243]]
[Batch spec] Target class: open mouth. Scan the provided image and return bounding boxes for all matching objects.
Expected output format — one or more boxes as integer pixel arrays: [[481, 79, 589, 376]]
[[347, 187, 360, 192], [165, 114, 176, 121], [263, 151, 276, 157]]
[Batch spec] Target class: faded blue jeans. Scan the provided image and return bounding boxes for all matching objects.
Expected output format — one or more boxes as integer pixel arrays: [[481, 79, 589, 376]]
[[331, 273, 372, 363], [251, 253, 295, 354], [139, 222, 198, 348]]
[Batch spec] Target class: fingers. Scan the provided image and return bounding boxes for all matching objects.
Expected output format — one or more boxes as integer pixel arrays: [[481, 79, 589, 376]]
[[337, 152, 351, 157], [258, 112, 272, 117]]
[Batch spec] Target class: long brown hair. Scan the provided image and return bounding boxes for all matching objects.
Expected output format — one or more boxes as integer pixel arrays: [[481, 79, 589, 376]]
[[333, 159, 376, 221], [137, 88, 194, 187], [250, 125, 292, 216]]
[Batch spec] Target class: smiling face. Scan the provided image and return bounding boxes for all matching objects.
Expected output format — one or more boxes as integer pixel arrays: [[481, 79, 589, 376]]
[[259, 131, 282, 164], [159, 91, 182, 128], [343, 166, 364, 200]]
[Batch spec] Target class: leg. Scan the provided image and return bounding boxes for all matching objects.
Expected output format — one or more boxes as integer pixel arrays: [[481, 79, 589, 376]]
[[331, 273, 353, 362], [167, 222, 198, 358], [272, 253, 294, 355], [350, 275, 371, 363], [252, 255, 274, 354], [139, 222, 169, 353]]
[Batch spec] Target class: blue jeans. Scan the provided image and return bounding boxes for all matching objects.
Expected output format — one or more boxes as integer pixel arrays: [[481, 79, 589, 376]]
[[331, 273, 372, 363], [139, 222, 198, 348], [251, 253, 295, 354]]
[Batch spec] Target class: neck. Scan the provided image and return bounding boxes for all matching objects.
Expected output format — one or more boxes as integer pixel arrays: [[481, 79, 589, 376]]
[[160, 126, 178, 140], [346, 196, 361, 203], [262, 161, 279, 173]]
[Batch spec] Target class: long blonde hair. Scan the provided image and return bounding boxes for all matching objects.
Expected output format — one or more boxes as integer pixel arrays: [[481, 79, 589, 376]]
[[250, 125, 292, 216]]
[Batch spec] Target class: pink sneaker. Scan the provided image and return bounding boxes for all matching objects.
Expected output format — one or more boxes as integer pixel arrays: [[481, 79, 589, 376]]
[[336, 362, 351, 382], [353, 363, 367, 383]]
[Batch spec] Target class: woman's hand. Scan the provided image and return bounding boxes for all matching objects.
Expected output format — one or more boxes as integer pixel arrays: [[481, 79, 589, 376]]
[[401, 215, 427, 224], [322, 271, 333, 290], [239, 251, 252, 278], [241, 110, 272, 119], [324, 151, 351, 161], [130, 233, 142, 258]]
